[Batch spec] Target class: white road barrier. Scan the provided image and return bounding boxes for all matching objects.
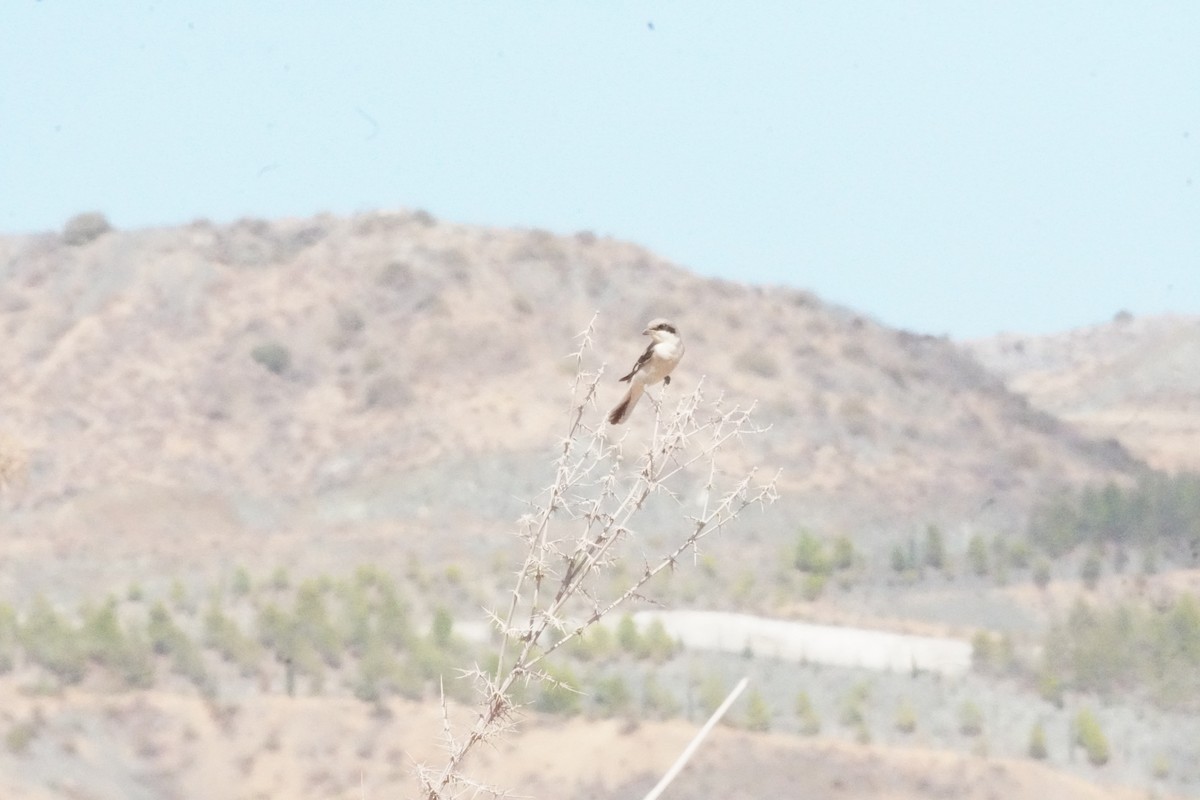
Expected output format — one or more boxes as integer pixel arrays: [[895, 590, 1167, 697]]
[[633, 610, 972, 677]]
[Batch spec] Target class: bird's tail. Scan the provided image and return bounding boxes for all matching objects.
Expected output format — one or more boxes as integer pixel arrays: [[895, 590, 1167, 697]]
[[607, 384, 644, 425]]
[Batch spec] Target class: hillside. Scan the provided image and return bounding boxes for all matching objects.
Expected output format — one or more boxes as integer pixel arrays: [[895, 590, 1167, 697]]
[[0, 211, 1140, 599], [966, 313, 1200, 473], [0, 211, 1189, 800], [0, 687, 1157, 800]]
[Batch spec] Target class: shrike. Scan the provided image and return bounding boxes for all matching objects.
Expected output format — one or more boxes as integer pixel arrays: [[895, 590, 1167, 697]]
[[607, 318, 685, 425]]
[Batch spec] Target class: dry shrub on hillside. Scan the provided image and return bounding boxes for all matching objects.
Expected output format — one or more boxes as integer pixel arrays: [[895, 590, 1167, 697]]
[[214, 218, 283, 267], [417, 316, 778, 799], [364, 374, 412, 410], [250, 342, 292, 375], [62, 212, 112, 246]]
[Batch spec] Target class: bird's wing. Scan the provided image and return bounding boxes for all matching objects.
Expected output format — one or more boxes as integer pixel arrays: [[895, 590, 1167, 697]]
[[618, 343, 655, 383]]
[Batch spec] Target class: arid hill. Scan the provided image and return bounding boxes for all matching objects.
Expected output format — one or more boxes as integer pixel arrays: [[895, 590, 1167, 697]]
[[966, 313, 1200, 473], [0, 212, 1187, 800], [0, 211, 1141, 596]]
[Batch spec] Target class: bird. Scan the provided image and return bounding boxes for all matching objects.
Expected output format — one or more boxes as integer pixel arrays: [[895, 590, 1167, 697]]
[[607, 318, 685, 425]]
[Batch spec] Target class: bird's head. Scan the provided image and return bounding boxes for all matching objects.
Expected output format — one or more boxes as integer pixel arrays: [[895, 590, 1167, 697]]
[[643, 318, 679, 341]]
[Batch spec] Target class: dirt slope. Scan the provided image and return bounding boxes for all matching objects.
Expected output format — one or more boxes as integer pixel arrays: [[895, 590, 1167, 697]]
[[966, 314, 1200, 472], [0, 683, 1159, 800]]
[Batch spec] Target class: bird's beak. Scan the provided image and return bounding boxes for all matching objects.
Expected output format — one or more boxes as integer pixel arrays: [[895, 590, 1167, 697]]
[[642, 328, 652, 336]]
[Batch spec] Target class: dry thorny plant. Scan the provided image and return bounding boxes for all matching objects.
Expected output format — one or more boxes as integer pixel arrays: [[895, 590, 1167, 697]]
[[417, 317, 779, 799]]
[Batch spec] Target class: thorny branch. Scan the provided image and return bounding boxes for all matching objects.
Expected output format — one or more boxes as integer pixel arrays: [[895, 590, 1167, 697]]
[[418, 315, 778, 799]]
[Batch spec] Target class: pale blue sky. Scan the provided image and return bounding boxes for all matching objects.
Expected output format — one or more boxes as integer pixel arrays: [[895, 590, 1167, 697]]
[[3, 3, 1198, 338]]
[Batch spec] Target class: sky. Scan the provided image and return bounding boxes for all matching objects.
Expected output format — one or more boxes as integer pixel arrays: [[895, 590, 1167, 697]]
[[3, 3, 1198, 339]]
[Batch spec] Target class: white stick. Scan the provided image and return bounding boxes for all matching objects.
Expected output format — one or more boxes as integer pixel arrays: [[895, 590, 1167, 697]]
[[642, 676, 749, 800]]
